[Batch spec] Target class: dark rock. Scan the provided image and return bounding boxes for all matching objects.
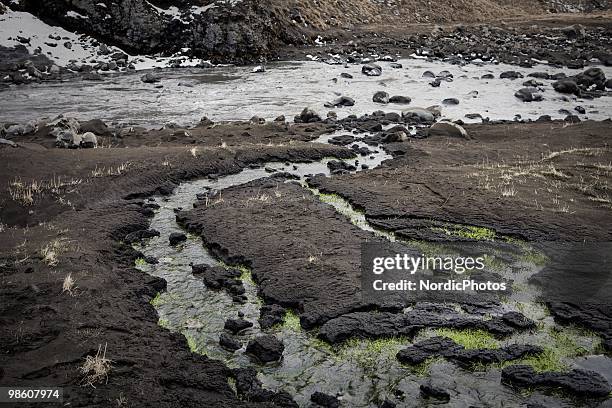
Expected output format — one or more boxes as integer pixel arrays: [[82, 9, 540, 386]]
[[340, 72, 353, 79], [428, 122, 469, 139], [324, 96, 355, 108], [575, 106, 586, 114], [246, 335, 284, 363], [442, 98, 459, 105], [168, 232, 187, 246], [219, 333, 242, 351], [259, 304, 286, 329], [141, 72, 160, 83], [389, 95, 411, 104], [422, 70, 436, 78], [481, 74, 495, 79], [192, 264, 241, 290], [528, 72, 550, 79], [327, 160, 356, 174], [502, 311, 536, 329], [224, 318, 253, 334], [373, 91, 390, 104], [502, 365, 612, 397], [362, 63, 382, 76], [553, 80, 580, 95], [296, 107, 322, 123], [389, 62, 403, 69], [329, 134, 356, 146], [124, 229, 160, 244], [420, 382, 450, 401], [310, 391, 340, 408], [233, 368, 298, 407], [515, 87, 543, 102], [500, 71, 523, 80]]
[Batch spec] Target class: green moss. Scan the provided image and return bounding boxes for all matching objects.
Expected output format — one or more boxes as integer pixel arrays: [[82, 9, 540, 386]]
[[408, 357, 444, 376], [433, 224, 496, 241], [337, 337, 408, 371], [435, 328, 499, 349], [135, 257, 147, 267], [158, 318, 170, 329], [282, 310, 302, 332], [183, 332, 199, 353], [150, 292, 165, 307]]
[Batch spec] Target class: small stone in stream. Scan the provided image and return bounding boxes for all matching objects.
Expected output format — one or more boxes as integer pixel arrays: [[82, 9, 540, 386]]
[[362, 63, 382, 76], [219, 333, 242, 351], [558, 109, 572, 116], [500, 71, 524, 80], [390, 62, 403, 68], [144, 256, 158, 264], [481, 73, 495, 79], [361, 164, 369, 169], [310, 391, 340, 408], [501, 365, 612, 397], [327, 160, 356, 174], [274, 115, 285, 122], [140, 72, 160, 83], [324, 96, 355, 108], [296, 107, 322, 123], [422, 70, 436, 78], [430, 78, 441, 87], [224, 318, 253, 334], [523, 79, 543, 87], [428, 122, 469, 139], [340, 72, 353, 79], [550, 73, 567, 80], [465, 113, 483, 120], [373, 91, 389, 104], [327, 111, 337, 120], [442, 98, 459, 105], [515, 88, 543, 102], [233, 367, 298, 407], [168, 232, 187, 246], [389, 95, 411, 104], [553, 80, 580, 95], [124, 229, 160, 244], [575, 106, 586, 114], [528, 72, 551, 79], [246, 335, 284, 363], [80, 132, 97, 148], [536, 115, 552, 122], [420, 382, 450, 401], [259, 304, 286, 329]]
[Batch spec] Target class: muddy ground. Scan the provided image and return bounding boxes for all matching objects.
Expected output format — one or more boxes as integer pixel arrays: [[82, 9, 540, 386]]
[[1, 116, 611, 406], [0, 122, 352, 407]]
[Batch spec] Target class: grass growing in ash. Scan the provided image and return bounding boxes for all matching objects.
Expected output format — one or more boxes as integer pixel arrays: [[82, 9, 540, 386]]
[[282, 310, 302, 332], [337, 337, 409, 372], [435, 328, 499, 349]]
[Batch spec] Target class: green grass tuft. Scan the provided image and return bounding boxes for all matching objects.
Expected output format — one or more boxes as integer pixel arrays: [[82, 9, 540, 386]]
[[436, 328, 499, 349], [282, 310, 302, 332], [135, 257, 147, 267], [337, 337, 409, 371], [150, 292, 165, 307]]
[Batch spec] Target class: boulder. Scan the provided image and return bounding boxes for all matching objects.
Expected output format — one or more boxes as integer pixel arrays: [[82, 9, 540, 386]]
[[553, 80, 580, 95], [428, 122, 469, 139], [296, 107, 322, 123], [246, 335, 284, 363], [362, 63, 382, 76], [141, 72, 160, 83], [389, 95, 411, 104], [219, 333, 242, 351], [501, 365, 612, 397], [80, 132, 97, 148], [224, 318, 253, 334], [310, 391, 340, 408], [515, 88, 543, 102], [401, 108, 435, 123], [168, 232, 187, 246], [500, 71, 524, 80], [373, 91, 390, 104], [259, 304, 286, 329], [324, 96, 355, 108]]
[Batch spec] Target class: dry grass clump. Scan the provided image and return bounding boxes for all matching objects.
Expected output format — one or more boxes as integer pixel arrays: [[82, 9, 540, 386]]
[[62, 273, 75, 295], [41, 238, 68, 266], [9, 176, 82, 206], [91, 162, 131, 177], [80, 344, 112, 387]]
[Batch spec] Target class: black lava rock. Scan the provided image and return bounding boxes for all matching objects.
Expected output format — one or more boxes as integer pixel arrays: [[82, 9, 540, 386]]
[[224, 318, 253, 334], [246, 335, 284, 363], [310, 391, 340, 408], [168, 232, 187, 246]]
